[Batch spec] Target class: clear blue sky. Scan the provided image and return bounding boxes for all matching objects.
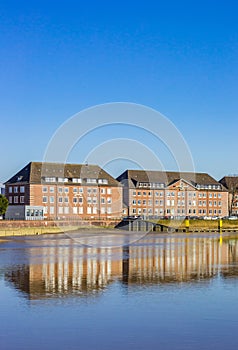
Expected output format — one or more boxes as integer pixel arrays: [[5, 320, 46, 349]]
[[1, 0, 238, 182]]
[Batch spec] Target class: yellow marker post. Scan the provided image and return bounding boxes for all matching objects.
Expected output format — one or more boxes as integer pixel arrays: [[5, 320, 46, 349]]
[[218, 218, 223, 234], [185, 218, 190, 233], [219, 233, 223, 246]]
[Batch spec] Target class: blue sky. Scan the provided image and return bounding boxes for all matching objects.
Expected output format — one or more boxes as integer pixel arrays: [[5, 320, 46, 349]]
[[1, 0, 238, 182]]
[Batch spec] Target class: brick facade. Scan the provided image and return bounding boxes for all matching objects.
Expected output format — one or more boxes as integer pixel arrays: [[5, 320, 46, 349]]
[[5, 162, 123, 220], [117, 170, 228, 219]]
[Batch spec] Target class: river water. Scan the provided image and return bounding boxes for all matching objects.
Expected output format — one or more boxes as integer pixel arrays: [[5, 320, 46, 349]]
[[1, 231, 238, 350]]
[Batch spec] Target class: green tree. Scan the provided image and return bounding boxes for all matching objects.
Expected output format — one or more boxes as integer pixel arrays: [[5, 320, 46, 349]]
[[0, 194, 8, 217]]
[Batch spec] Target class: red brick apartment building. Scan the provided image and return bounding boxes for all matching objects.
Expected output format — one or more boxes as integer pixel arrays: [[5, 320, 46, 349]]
[[5, 162, 123, 220], [219, 176, 238, 216], [117, 170, 228, 219]]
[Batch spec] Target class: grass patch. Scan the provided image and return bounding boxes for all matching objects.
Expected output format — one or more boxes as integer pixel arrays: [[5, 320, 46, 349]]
[[155, 219, 238, 230]]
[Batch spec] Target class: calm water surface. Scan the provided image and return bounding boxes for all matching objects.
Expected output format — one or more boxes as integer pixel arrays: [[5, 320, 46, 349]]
[[1, 232, 238, 350]]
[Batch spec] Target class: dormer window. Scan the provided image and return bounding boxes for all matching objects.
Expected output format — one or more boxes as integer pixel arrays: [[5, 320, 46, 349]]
[[98, 179, 108, 184], [72, 178, 82, 183], [45, 177, 56, 182], [86, 178, 97, 184], [58, 177, 68, 183]]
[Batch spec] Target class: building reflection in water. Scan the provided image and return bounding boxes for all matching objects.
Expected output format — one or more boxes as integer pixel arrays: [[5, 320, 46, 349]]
[[4, 234, 238, 299]]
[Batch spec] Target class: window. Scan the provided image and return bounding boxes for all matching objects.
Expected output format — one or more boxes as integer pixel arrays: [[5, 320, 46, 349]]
[[107, 207, 112, 214], [64, 197, 69, 203], [101, 188, 106, 194], [138, 200, 141, 205], [93, 197, 97, 204], [137, 191, 141, 196], [72, 178, 82, 183], [101, 207, 106, 214], [58, 187, 63, 193], [79, 207, 83, 214], [20, 186, 25, 193], [86, 178, 97, 184], [73, 197, 77, 203], [9, 186, 12, 193], [79, 188, 83, 193], [42, 196, 48, 203], [42, 187, 47, 193], [64, 207, 69, 214], [133, 191, 136, 196], [101, 198, 105, 204], [93, 207, 97, 214], [79, 197, 83, 203], [132, 199, 136, 205], [14, 186, 18, 193], [9, 196, 12, 204], [58, 177, 68, 183], [50, 207, 54, 214], [58, 207, 63, 214], [87, 207, 92, 214], [50, 196, 54, 203], [58, 197, 63, 203], [64, 188, 69, 193], [73, 207, 77, 214], [50, 187, 54, 193], [98, 179, 108, 184], [107, 197, 112, 204], [107, 188, 112, 194], [45, 177, 56, 182], [20, 196, 24, 203]]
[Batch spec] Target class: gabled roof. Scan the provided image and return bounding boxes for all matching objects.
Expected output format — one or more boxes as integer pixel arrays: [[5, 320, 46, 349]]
[[117, 169, 226, 190], [167, 178, 196, 190], [5, 162, 121, 186], [219, 176, 238, 191]]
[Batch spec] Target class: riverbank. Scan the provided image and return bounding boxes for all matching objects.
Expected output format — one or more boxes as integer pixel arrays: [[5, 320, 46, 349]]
[[1, 219, 238, 237], [0, 219, 120, 237], [157, 219, 238, 230]]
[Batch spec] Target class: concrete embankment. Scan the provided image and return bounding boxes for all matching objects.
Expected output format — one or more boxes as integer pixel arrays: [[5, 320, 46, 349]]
[[0, 219, 120, 237]]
